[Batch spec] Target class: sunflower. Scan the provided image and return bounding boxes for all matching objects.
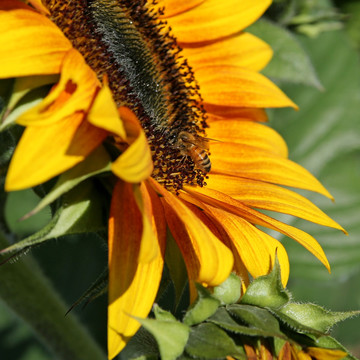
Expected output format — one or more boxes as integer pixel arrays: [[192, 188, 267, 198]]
[[0, 0, 345, 359]]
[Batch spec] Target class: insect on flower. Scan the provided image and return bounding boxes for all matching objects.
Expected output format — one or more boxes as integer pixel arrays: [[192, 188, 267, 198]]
[[176, 131, 211, 173]]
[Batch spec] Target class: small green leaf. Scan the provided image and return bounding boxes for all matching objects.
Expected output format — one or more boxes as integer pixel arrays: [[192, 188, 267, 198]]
[[227, 304, 285, 339], [248, 19, 322, 88], [22, 146, 111, 219], [208, 307, 287, 339], [240, 257, 290, 309], [0, 181, 105, 257], [185, 323, 241, 359], [212, 273, 241, 305], [279, 302, 360, 333], [182, 284, 220, 326], [136, 317, 189, 360]]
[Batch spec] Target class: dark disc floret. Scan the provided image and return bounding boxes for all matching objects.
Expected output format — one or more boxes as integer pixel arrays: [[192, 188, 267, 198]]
[[43, 0, 209, 192]]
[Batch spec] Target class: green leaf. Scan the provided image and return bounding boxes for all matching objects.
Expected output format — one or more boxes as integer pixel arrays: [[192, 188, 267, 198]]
[[208, 307, 287, 339], [248, 19, 322, 88], [240, 257, 290, 309], [0, 233, 106, 360], [21, 146, 111, 219], [136, 316, 189, 360], [0, 181, 105, 257], [227, 304, 285, 339], [182, 284, 220, 326], [212, 273, 241, 305], [279, 302, 360, 333], [185, 323, 241, 359]]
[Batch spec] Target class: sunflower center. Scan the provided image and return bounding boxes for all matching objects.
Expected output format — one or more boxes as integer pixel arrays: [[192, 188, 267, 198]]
[[43, 0, 209, 192]]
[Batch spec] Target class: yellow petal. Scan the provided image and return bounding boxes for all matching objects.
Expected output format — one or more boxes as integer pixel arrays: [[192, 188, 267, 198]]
[[196, 65, 298, 110], [203, 205, 289, 286], [18, 49, 99, 127], [5, 113, 107, 191], [87, 83, 126, 139], [182, 32, 273, 72], [205, 175, 344, 232], [206, 107, 268, 121], [156, 0, 205, 17], [207, 120, 288, 158], [0, 1, 71, 77], [111, 109, 153, 183], [108, 181, 165, 359], [306, 348, 347, 360], [167, 0, 271, 43], [184, 187, 331, 272], [150, 178, 234, 286], [27, 0, 49, 14], [209, 143, 332, 198]]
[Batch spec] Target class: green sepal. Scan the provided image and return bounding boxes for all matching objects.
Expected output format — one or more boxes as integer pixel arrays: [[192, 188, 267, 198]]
[[182, 284, 220, 326], [185, 323, 242, 359], [212, 273, 241, 305], [278, 302, 360, 333], [248, 19, 322, 89], [208, 307, 287, 339], [0, 181, 106, 258], [227, 304, 285, 339], [135, 314, 190, 360], [240, 256, 290, 309], [21, 146, 111, 219]]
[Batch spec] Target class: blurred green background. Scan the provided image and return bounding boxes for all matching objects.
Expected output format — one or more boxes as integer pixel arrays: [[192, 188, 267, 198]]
[[1, 0, 360, 359]]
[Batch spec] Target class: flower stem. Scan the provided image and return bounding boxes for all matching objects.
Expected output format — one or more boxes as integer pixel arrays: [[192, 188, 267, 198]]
[[0, 233, 106, 360]]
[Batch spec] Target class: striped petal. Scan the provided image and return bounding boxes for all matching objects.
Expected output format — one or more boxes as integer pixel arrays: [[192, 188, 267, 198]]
[[167, 0, 271, 43], [206, 107, 268, 121], [196, 65, 298, 110], [150, 178, 234, 287], [182, 32, 272, 72], [17, 49, 99, 126], [204, 175, 344, 231], [209, 143, 332, 198], [207, 120, 288, 158], [108, 181, 165, 359], [0, 1, 71, 77], [206, 205, 290, 286], [183, 187, 331, 272], [5, 113, 107, 191]]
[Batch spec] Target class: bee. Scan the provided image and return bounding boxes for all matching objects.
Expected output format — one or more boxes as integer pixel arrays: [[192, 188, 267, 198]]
[[176, 131, 211, 173]]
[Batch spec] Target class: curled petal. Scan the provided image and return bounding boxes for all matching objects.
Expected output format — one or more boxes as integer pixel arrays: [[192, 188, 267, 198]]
[[111, 108, 153, 183], [108, 181, 165, 359], [0, 1, 71, 77], [18, 49, 99, 126]]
